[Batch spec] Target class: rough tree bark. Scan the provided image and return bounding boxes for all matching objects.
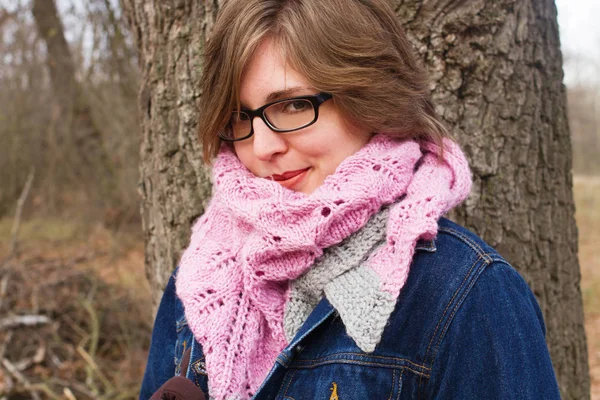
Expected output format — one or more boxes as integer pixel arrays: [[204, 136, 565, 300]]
[[121, 1, 216, 304], [123, 0, 589, 398]]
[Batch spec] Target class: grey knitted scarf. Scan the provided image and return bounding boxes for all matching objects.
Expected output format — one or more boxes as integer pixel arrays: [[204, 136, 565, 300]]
[[283, 207, 395, 352]]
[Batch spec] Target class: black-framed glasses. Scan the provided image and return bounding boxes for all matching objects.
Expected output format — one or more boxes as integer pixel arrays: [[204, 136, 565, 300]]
[[219, 92, 333, 142]]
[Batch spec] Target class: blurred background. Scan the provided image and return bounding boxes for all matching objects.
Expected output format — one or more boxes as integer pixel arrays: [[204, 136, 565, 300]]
[[0, 0, 598, 398], [557, 0, 600, 397]]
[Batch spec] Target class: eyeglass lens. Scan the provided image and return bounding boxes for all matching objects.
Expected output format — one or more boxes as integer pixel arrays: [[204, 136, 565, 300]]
[[229, 99, 315, 140]]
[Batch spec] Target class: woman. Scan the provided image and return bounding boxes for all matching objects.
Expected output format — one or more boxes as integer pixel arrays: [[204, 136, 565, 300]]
[[140, 0, 560, 399]]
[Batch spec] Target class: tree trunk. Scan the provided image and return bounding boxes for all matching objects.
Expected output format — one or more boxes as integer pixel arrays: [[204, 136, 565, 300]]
[[121, 0, 215, 305], [32, 0, 77, 111], [32, 0, 115, 205], [123, 0, 589, 398]]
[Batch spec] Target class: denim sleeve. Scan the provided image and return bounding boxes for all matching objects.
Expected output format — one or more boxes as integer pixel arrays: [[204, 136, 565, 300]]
[[139, 272, 178, 400], [428, 261, 561, 399]]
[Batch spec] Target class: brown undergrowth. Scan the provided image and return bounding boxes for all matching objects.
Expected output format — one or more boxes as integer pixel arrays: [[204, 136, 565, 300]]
[[575, 176, 600, 399], [0, 219, 151, 399]]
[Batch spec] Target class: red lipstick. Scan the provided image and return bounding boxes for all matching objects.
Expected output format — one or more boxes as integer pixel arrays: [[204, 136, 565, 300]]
[[269, 168, 310, 190], [270, 169, 307, 181]]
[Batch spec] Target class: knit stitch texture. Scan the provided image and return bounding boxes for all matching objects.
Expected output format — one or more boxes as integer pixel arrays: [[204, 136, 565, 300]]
[[284, 206, 392, 351], [176, 135, 472, 400]]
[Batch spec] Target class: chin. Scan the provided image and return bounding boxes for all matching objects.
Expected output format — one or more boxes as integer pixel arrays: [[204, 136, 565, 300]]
[[299, 180, 319, 195]]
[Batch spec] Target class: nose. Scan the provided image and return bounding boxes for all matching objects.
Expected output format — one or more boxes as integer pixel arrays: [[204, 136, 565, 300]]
[[251, 117, 288, 161]]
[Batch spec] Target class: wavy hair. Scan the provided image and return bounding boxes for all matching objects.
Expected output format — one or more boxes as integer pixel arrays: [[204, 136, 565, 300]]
[[198, 0, 449, 162]]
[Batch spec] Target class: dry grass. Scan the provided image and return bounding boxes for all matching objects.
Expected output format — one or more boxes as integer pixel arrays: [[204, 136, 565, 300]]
[[574, 175, 600, 399], [0, 218, 151, 399]]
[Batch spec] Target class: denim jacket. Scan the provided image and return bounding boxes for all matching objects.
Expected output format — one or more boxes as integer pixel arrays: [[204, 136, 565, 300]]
[[140, 218, 560, 399]]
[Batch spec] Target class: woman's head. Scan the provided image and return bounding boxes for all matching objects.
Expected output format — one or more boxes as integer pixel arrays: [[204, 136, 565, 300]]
[[198, 0, 449, 192], [230, 37, 373, 194]]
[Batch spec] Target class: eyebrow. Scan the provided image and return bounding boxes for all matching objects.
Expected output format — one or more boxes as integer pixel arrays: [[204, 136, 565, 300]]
[[265, 86, 312, 102]]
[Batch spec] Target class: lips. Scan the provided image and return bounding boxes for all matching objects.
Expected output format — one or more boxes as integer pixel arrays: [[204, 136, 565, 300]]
[[268, 168, 310, 190], [270, 168, 309, 182]]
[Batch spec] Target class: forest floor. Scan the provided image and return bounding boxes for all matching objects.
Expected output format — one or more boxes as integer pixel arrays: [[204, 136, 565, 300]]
[[575, 175, 600, 399], [0, 218, 151, 399], [0, 177, 597, 399]]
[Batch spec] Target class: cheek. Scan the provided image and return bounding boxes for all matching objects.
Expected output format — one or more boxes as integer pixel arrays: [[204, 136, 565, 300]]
[[233, 142, 257, 173], [302, 140, 347, 177], [313, 131, 369, 165], [310, 114, 371, 164], [292, 138, 332, 169]]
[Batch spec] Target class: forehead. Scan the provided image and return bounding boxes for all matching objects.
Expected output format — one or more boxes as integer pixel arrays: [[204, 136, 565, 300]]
[[239, 38, 311, 108]]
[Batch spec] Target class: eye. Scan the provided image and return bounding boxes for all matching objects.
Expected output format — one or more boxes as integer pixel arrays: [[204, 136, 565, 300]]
[[231, 111, 250, 123], [283, 100, 310, 113]]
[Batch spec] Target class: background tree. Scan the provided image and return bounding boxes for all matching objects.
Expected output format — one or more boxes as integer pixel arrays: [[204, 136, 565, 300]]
[[0, 2, 147, 397], [122, 0, 590, 398], [32, 0, 115, 209], [0, 0, 140, 220]]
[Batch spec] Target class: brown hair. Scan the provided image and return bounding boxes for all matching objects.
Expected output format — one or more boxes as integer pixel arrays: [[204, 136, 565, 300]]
[[198, 0, 449, 162]]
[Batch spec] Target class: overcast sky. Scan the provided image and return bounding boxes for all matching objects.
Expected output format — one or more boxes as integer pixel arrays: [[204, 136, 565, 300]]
[[556, 0, 600, 85]]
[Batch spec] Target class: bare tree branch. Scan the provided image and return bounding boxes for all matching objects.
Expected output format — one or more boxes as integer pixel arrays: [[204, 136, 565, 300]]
[[8, 168, 34, 258], [0, 315, 51, 331], [2, 358, 42, 400]]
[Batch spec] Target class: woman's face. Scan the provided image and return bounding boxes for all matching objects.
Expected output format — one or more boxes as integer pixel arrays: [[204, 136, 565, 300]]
[[233, 38, 372, 195]]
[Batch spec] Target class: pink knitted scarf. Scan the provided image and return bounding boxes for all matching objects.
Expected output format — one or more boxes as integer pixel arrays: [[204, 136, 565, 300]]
[[176, 134, 471, 399]]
